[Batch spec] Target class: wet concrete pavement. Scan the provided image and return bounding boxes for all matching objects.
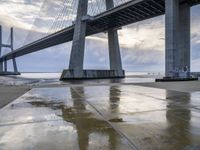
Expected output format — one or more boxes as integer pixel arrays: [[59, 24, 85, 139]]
[[0, 85, 200, 150]]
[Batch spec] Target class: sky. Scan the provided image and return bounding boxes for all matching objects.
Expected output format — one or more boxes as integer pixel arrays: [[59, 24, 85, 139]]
[[0, 0, 200, 73]]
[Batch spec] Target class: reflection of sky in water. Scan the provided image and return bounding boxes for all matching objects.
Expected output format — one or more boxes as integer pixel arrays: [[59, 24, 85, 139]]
[[0, 121, 79, 150], [88, 133, 109, 150]]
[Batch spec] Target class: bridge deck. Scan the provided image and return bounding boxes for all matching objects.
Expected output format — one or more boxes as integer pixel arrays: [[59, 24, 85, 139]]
[[0, 0, 200, 62]]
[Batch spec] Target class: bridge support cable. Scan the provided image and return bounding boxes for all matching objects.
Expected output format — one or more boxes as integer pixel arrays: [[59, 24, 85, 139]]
[[48, 0, 68, 34], [0, 26, 19, 75], [7, 0, 139, 50], [23, 0, 77, 45], [87, 0, 132, 16], [47, 0, 79, 35]]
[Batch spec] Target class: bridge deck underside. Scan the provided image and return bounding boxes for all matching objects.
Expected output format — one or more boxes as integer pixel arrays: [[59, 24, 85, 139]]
[[1, 0, 200, 62]]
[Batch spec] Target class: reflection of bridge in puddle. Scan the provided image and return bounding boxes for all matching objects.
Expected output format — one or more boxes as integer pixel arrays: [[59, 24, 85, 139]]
[[0, 85, 200, 149], [28, 86, 134, 150], [166, 91, 192, 149]]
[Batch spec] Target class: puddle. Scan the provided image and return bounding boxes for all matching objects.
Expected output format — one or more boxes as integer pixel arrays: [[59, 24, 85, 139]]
[[0, 85, 200, 149]]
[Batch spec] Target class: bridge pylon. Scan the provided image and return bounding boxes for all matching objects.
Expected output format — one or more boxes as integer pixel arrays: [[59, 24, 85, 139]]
[[156, 0, 197, 82], [0, 26, 20, 75], [60, 0, 125, 80]]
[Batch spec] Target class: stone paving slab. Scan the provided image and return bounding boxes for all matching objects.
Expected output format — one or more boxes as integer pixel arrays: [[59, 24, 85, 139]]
[[0, 85, 200, 150]]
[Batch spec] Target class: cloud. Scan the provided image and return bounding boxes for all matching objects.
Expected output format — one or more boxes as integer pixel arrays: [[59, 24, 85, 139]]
[[0, 0, 42, 29], [118, 17, 165, 51]]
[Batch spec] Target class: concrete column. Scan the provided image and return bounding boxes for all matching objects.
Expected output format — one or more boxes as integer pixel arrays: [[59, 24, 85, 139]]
[[165, 0, 179, 77], [108, 30, 123, 71], [0, 26, 3, 72], [4, 60, 7, 72], [69, 0, 88, 77], [178, 3, 190, 75], [165, 0, 191, 78], [106, 0, 123, 74], [11, 27, 18, 73]]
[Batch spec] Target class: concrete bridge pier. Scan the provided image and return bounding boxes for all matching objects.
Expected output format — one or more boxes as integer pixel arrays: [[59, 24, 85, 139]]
[[4, 60, 7, 72], [0, 26, 3, 72], [0, 62, 2, 72], [0, 26, 19, 75], [67, 0, 88, 78], [106, 0, 124, 77], [10, 27, 18, 73], [108, 28, 124, 77], [60, 0, 125, 80], [164, 0, 191, 80]]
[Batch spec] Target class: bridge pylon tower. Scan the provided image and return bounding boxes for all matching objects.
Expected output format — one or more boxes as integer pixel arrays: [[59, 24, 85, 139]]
[[60, 0, 125, 80], [0, 25, 20, 75]]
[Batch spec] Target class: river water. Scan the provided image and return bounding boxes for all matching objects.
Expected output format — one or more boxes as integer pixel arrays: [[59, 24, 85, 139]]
[[0, 71, 164, 86]]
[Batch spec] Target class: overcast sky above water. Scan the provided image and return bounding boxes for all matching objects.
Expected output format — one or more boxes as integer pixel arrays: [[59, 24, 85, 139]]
[[0, 0, 200, 72]]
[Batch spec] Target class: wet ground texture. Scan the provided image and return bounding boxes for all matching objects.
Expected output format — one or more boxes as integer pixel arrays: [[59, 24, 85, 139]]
[[0, 85, 200, 150]]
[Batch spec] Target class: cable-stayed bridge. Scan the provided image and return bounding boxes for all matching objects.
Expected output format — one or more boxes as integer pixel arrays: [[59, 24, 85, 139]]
[[0, 0, 200, 80]]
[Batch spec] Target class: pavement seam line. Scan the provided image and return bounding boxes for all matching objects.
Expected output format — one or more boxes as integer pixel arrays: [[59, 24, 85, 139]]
[[72, 87, 139, 150]]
